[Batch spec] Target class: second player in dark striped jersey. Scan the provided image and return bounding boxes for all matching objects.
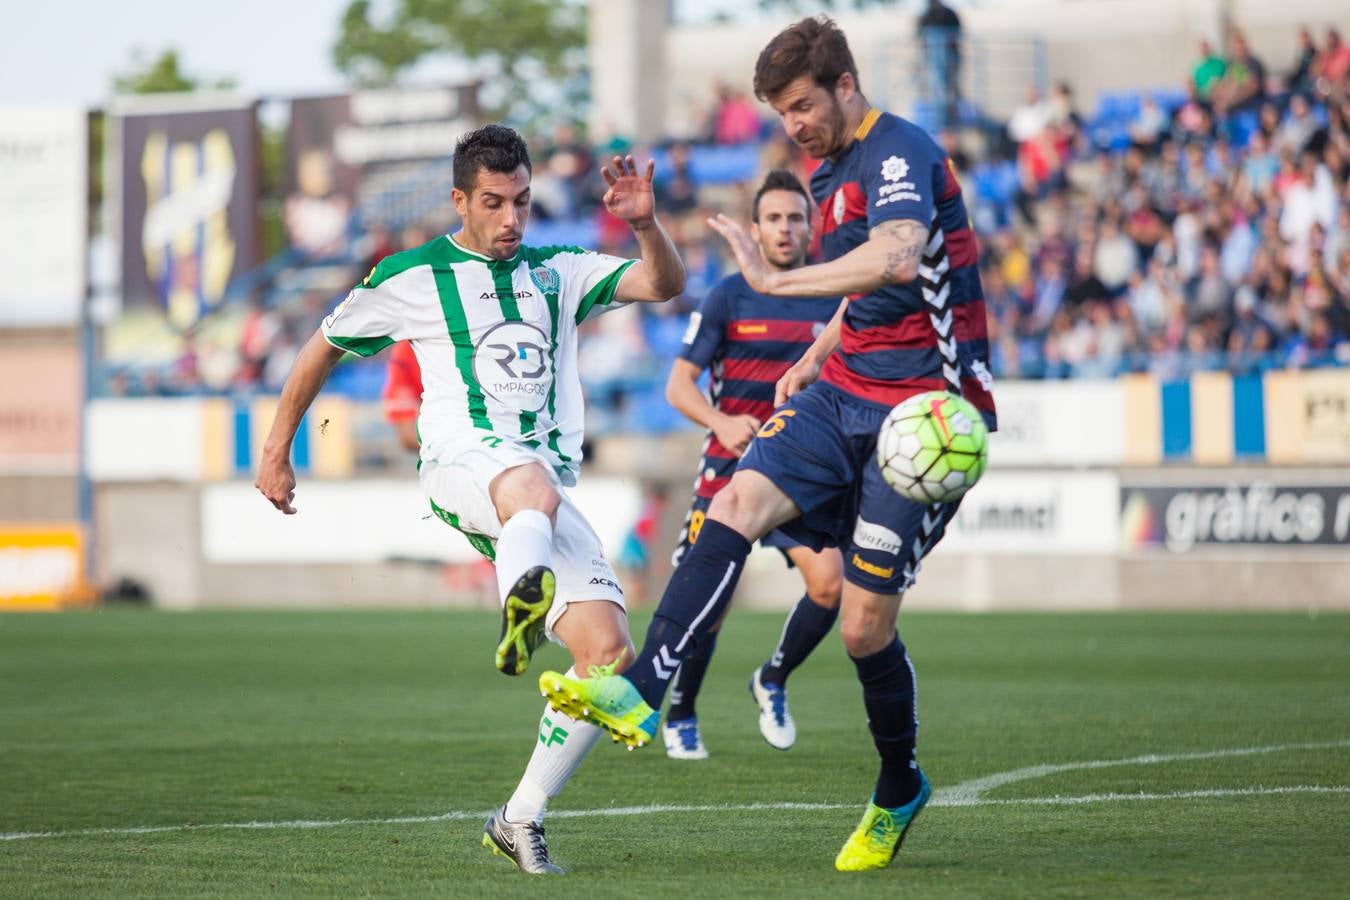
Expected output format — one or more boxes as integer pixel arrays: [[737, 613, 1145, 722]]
[[660, 170, 843, 761]]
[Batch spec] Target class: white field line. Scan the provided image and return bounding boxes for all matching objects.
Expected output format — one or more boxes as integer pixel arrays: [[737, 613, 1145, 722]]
[[3, 740, 1346, 844], [936, 737, 1350, 806]]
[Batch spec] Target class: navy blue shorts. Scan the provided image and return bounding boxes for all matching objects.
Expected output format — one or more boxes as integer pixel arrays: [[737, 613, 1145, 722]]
[[738, 383, 960, 593], [672, 492, 802, 567]]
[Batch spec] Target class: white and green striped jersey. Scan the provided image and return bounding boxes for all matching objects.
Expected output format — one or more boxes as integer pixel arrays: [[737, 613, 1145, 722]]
[[322, 234, 637, 484]]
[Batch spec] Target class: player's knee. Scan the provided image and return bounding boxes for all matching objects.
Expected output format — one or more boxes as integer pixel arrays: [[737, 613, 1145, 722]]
[[839, 610, 890, 657], [707, 481, 755, 534], [531, 485, 562, 521], [804, 570, 843, 610], [513, 481, 561, 523], [572, 639, 635, 675]]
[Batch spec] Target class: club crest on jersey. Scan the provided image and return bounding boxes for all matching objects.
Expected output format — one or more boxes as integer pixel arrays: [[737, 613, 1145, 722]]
[[530, 266, 560, 295], [881, 156, 909, 182]]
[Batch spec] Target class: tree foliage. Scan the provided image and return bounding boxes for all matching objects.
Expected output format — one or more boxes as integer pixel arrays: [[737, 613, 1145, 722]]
[[332, 0, 588, 126], [757, 0, 901, 10], [112, 49, 237, 95]]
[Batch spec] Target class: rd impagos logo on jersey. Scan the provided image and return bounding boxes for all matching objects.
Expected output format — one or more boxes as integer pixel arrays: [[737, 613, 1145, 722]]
[[474, 321, 553, 412]]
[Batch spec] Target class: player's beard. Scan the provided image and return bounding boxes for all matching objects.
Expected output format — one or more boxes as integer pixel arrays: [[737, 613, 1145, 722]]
[[797, 97, 850, 159]]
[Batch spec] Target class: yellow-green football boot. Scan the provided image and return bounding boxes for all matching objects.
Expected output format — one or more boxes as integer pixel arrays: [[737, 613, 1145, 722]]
[[834, 770, 932, 872], [495, 566, 555, 676], [538, 663, 659, 749]]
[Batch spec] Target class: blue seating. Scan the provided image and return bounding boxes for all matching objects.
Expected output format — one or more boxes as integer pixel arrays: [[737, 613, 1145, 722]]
[[527, 218, 598, 248], [650, 143, 761, 187]]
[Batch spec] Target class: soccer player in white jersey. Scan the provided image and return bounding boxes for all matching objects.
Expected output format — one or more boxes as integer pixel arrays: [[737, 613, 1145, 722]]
[[255, 125, 685, 874]]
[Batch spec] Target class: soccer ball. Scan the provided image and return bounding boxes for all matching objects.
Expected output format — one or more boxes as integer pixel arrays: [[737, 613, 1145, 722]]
[[876, 391, 988, 504]]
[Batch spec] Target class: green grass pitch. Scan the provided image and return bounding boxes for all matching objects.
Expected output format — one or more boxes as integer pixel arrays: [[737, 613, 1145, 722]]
[[1, 609, 1347, 898]]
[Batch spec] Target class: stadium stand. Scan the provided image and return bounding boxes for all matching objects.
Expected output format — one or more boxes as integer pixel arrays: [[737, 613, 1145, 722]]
[[99, 24, 1350, 438]]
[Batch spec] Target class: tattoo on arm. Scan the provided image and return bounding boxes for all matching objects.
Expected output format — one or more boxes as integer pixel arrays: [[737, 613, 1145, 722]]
[[871, 219, 928, 283]]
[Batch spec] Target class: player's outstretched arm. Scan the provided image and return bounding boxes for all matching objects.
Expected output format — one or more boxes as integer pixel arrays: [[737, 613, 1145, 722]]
[[775, 298, 849, 406], [600, 155, 686, 302], [255, 329, 347, 514], [666, 358, 760, 456], [708, 215, 928, 297]]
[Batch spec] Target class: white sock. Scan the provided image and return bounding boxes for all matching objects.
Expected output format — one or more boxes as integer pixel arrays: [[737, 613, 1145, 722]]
[[495, 509, 554, 606], [504, 669, 604, 826]]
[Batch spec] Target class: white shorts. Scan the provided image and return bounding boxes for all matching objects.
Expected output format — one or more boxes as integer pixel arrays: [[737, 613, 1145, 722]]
[[419, 434, 625, 642]]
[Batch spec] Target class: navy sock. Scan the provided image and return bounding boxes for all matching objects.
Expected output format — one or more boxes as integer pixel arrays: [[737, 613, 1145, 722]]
[[760, 595, 838, 686], [626, 519, 751, 709], [667, 631, 719, 722], [850, 633, 921, 808]]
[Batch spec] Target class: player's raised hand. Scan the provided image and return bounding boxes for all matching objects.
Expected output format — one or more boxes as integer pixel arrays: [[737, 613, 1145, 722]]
[[255, 451, 298, 515], [712, 413, 762, 457], [707, 213, 773, 293], [775, 356, 823, 407], [601, 155, 656, 227]]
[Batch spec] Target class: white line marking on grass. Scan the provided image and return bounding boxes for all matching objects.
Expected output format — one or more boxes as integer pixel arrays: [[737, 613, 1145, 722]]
[[3, 739, 1346, 843], [0, 804, 859, 843], [937, 738, 1350, 806], [977, 786, 1350, 806]]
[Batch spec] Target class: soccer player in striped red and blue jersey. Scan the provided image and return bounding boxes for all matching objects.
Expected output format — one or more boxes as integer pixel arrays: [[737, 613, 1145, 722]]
[[538, 17, 998, 872], [662, 170, 843, 760]]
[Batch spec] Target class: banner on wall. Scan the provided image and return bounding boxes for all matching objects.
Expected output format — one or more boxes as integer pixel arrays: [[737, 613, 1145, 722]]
[[115, 96, 260, 331], [1299, 371, 1350, 463], [1120, 481, 1350, 553], [0, 106, 88, 326], [286, 85, 480, 252], [0, 526, 86, 610], [934, 470, 1120, 555], [0, 345, 82, 473], [987, 380, 1124, 466], [200, 477, 640, 565]]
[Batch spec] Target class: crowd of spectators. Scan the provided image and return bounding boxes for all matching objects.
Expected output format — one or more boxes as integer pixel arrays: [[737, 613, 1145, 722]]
[[109, 24, 1350, 431], [984, 25, 1350, 379]]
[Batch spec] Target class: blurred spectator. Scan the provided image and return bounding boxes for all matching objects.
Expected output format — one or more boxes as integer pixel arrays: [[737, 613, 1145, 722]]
[[655, 142, 699, 216], [1129, 97, 1168, 150], [918, 0, 963, 128], [1008, 86, 1050, 144], [711, 85, 761, 144], [1290, 27, 1318, 94], [1280, 151, 1339, 255], [1094, 217, 1139, 293], [1193, 39, 1227, 100], [1216, 31, 1267, 113], [1314, 28, 1350, 98], [1187, 244, 1234, 327], [1276, 94, 1320, 156]]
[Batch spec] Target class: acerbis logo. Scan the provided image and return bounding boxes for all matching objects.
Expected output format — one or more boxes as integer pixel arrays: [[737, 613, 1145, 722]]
[[588, 576, 622, 593], [479, 289, 534, 300]]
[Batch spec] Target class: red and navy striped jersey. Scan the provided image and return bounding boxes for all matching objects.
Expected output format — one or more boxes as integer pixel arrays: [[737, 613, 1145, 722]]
[[679, 273, 840, 498], [810, 109, 997, 427]]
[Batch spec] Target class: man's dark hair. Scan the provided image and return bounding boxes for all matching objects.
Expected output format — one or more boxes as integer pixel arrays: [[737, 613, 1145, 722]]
[[753, 16, 860, 102], [453, 124, 532, 195], [752, 169, 811, 222]]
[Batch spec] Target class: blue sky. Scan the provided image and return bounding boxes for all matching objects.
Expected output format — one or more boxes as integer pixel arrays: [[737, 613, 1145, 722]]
[[1, 0, 765, 107]]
